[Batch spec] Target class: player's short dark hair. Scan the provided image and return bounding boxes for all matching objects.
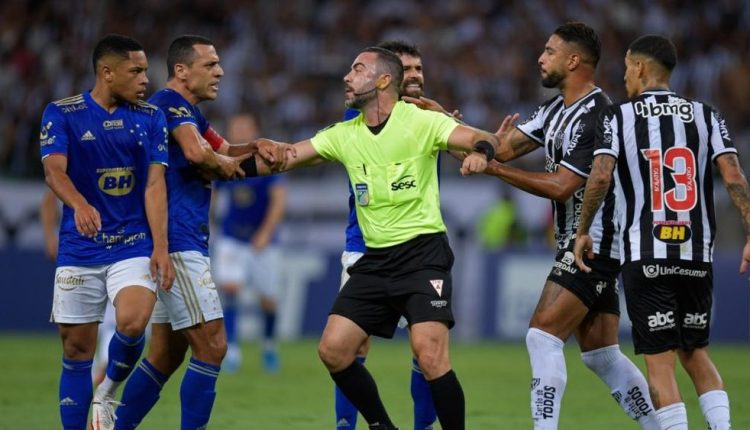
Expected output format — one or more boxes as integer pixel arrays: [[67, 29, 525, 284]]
[[362, 46, 404, 91], [553, 22, 601, 67], [92, 34, 144, 74], [167, 35, 214, 79], [376, 40, 421, 59], [628, 35, 677, 72]]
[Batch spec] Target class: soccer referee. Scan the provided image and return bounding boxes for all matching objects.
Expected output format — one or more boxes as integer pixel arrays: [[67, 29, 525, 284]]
[[246, 46, 498, 430]]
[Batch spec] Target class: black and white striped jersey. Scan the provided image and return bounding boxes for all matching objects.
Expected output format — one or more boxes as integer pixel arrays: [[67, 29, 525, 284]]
[[594, 90, 737, 263], [518, 87, 618, 258]]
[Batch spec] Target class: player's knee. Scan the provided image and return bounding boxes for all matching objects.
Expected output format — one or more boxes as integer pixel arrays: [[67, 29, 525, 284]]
[[62, 339, 96, 360], [116, 319, 149, 338], [318, 339, 350, 371], [413, 346, 449, 379]]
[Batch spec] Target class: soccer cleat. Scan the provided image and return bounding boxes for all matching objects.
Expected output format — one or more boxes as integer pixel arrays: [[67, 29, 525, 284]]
[[89, 398, 122, 430], [262, 348, 279, 374], [224, 343, 242, 373]]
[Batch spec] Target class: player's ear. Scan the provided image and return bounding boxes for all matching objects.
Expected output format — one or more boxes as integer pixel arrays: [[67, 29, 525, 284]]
[[568, 52, 582, 71], [377, 74, 390, 90], [173, 63, 187, 80]]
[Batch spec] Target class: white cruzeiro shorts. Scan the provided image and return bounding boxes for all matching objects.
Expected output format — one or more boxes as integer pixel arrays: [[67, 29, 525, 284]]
[[212, 236, 282, 300], [151, 251, 223, 330], [51, 256, 156, 324], [339, 251, 364, 290]]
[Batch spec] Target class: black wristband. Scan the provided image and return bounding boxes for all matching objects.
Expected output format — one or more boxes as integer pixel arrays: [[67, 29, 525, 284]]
[[239, 154, 258, 177], [473, 140, 495, 162]]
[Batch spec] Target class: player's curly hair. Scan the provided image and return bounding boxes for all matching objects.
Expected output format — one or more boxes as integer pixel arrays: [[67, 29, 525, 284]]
[[553, 22, 601, 67]]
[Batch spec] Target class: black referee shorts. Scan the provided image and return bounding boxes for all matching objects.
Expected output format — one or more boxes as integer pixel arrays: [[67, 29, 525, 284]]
[[621, 259, 713, 354], [331, 233, 455, 338]]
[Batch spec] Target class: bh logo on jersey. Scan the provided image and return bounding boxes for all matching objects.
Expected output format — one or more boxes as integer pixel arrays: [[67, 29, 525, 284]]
[[653, 223, 692, 244], [97, 167, 135, 196], [647, 311, 675, 332]]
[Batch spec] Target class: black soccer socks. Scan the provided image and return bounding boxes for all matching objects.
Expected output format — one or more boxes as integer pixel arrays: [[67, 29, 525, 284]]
[[428, 369, 465, 430], [330, 360, 396, 428]]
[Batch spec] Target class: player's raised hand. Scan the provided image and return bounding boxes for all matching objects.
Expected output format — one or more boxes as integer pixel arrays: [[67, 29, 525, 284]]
[[402, 96, 451, 115], [150, 248, 175, 291], [73, 202, 101, 238], [460, 152, 488, 176], [573, 234, 594, 273], [495, 113, 520, 145]]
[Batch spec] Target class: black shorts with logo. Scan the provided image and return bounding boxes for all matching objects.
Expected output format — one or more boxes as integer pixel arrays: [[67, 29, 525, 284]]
[[331, 232, 454, 338], [621, 259, 713, 354], [546, 245, 620, 315]]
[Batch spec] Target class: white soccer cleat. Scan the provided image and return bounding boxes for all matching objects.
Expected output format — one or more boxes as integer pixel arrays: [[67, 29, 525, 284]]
[[89, 398, 122, 430]]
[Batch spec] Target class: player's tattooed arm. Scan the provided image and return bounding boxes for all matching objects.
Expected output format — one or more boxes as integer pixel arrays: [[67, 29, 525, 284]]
[[578, 154, 615, 236], [494, 114, 537, 162]]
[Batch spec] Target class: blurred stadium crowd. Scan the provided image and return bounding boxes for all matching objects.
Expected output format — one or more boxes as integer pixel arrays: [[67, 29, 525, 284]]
[[0, 0, 748, 245]]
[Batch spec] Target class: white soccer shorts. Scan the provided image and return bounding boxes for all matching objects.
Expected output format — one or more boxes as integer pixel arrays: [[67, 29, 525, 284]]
[[51, 257, 156, 324], [151, 251, 223, 330], [212, 236, 282, 300]]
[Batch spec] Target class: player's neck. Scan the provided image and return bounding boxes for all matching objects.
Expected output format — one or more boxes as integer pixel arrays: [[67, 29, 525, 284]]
[[89, 85, 120, 113], [361, 97, 397, 127], [560, 79, 596, 107], [166, 80, 201, 105]]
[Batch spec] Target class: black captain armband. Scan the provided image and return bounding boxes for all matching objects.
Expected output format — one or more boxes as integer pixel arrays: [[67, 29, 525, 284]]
[[472, 140, 496, 162], [239, 155, 259, 177]]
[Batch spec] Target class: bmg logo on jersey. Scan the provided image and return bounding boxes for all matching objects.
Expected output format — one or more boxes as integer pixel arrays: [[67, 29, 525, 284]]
[[647, 311, 675, 331], [634, 100, 694, 122], [683, 312, 708, 329], [391, 175, 416, 191], [97, 167, 135, 196]]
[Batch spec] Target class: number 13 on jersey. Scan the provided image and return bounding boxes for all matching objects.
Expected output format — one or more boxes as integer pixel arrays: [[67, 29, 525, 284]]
[[641, 147, 697, 212]]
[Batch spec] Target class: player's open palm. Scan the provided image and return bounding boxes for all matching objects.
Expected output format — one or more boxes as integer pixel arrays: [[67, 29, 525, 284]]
[[460, 152, 487, 176], [495, 113, 520, 146], [150, 249, 175, 291], [74, 203, 101, 238]]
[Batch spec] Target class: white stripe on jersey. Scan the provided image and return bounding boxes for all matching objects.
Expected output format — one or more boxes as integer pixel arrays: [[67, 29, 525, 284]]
[[694, 102, 711, 262], [620, 103, 644, 261]]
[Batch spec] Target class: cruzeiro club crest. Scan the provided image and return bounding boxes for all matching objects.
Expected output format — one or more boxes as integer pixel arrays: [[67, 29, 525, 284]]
[[355, 183, 369, 206]]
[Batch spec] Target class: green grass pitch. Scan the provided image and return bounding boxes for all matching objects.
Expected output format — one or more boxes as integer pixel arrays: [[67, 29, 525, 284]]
[[0, 335, 748, 429]]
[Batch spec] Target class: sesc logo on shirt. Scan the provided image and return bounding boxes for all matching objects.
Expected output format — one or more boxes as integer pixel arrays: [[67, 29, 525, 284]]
[[97, 167, 136, 196]]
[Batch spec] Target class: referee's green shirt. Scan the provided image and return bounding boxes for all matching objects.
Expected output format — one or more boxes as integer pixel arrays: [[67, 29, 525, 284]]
[[311, 101, 458, 248]]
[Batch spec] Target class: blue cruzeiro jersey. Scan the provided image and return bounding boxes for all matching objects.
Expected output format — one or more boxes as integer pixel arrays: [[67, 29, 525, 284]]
[[40, 91, 169, 266], [149, 88, 215, 255], [216, 176, 285, 243]]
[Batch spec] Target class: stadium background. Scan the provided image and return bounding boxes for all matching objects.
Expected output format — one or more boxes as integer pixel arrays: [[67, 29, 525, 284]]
[[0, 0, 749, 428]]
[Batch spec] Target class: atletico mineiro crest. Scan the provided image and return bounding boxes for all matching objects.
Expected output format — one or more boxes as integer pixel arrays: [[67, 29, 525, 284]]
[[430, 279, 443, 297], [355, 183, 369, 206]]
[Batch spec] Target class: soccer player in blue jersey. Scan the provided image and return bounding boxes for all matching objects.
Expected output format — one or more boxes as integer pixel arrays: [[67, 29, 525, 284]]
[[114, 35, 286, 430], [41, 190, 118, 385], [40, 34, 174, 430], [214, 113, 287, 374], [334, 40, 438, 430]]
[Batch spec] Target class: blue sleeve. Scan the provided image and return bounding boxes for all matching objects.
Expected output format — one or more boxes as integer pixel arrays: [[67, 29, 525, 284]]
[[39, 104, 68, 159], [149, 109, 169, 165], [159, 92, 201, 133], [343, 108, 359, 121]]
